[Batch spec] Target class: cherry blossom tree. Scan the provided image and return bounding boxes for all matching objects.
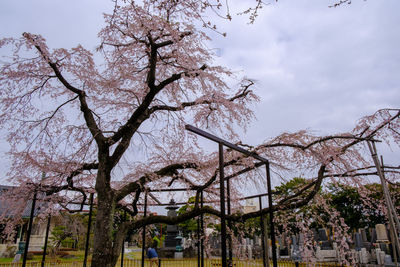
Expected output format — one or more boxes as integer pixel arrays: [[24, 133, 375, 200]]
[[1, 0, 400, 266], [258, 108, 400, 264], [0, 1, 259, 266]]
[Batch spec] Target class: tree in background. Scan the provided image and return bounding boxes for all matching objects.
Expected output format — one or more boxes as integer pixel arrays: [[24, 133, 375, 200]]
[[328, 183, 384, 230], [177, 197, 198, 238], [49, 226, 73, 250]]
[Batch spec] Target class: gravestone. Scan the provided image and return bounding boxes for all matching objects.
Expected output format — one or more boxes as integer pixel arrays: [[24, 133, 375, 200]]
[[279, 234, 289, 256], [379, 243, 389, 254], [12, 254, 21, 263], [291, 235, 298, 248], [211, 235, 220, 249], [370, 228, 377, 244], [376, 224, 389, 242], [247, 245, 253, 259], [318, 228, 332, 250], [355, 232, 363, 251], [209, 235, 221, 256], [298, 233, 304, 245], [280, 247, 289, 256], [375, 248, 385, 265], [385, 254, 393, 265], [316, 246, 337, 262], [359, 248, 369, 264], [318, 228, 328, 241], [360, 228, 371, 251], [360, 228, 368, 242], [291, 235, 301, 261], [13, 241, 25, 263]]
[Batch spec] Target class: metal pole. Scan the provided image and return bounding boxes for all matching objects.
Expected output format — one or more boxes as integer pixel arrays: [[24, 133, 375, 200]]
[[121, 210, 127, 267], [83, 193, 94, 267], [22, 191, 37, 267], [266, 163, 277, 267], [185, 125, 268, 163], [227, 177, 233, 267], [259, 197, 267, 267], [381, 156, 399, 267], [263, 216, 270, 267], [141, 192, 148, 267], [201, 190, 204, 267], [381, 155, 400, 233], [41, 215, 51, 267], [40, 171, 50, 267], [219, 143, 227, 267], [197, 205, 201, 267], [184, 125, 273, 267]]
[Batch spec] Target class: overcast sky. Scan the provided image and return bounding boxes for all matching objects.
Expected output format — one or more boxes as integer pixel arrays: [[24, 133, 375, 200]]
[[0, 0, 399, 183]]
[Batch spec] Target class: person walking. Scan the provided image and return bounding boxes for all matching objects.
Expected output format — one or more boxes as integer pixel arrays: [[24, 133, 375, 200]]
[[147, 245, 158, 267]]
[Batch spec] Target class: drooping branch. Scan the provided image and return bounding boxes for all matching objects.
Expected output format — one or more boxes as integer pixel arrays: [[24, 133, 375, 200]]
[[57, 192, 88, 213], [115, 162, 199, 202], [43, 162, 98, 195], [121, 108, 400, 223], [228, 79, 254, 102], [276, 165, 325, 208], [23, 33, 107, 146], [341, 109, 400, 152], [111, 220, 131, 266], [131, 187, 142, 216], [125, 164, 324, 231], [262, 135, 378, 151], [129, 205, 220, 229], [25, 96, 79, 130], [148, 79, 252, 114]]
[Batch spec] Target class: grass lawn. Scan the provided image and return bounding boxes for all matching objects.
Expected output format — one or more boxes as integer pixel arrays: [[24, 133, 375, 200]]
[[0, 250, 88, 263], [0, 248, 143, 263]]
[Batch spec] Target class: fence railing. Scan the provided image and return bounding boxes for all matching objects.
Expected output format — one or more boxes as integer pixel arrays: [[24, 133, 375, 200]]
[[0, 261, 88, 267], [0, 258, 347, 267]]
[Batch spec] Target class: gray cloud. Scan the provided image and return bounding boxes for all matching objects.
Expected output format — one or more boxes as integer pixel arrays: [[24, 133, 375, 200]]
[[211, 1, 400, 143]]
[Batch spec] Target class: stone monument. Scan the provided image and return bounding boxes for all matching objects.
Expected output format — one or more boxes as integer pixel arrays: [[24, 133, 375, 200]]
[[355, 232, 363, 251], [291, 235, 301, 261], [376, 224, 389, 242], [317, 228, 332, 250], [159, 199, 183, 258]]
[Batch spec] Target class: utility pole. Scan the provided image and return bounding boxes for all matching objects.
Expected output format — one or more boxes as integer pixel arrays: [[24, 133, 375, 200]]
[[367, 141, 400, 266]]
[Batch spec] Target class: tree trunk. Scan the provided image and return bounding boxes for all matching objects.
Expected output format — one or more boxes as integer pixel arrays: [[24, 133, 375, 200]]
[[91, 171, 118, 267]]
